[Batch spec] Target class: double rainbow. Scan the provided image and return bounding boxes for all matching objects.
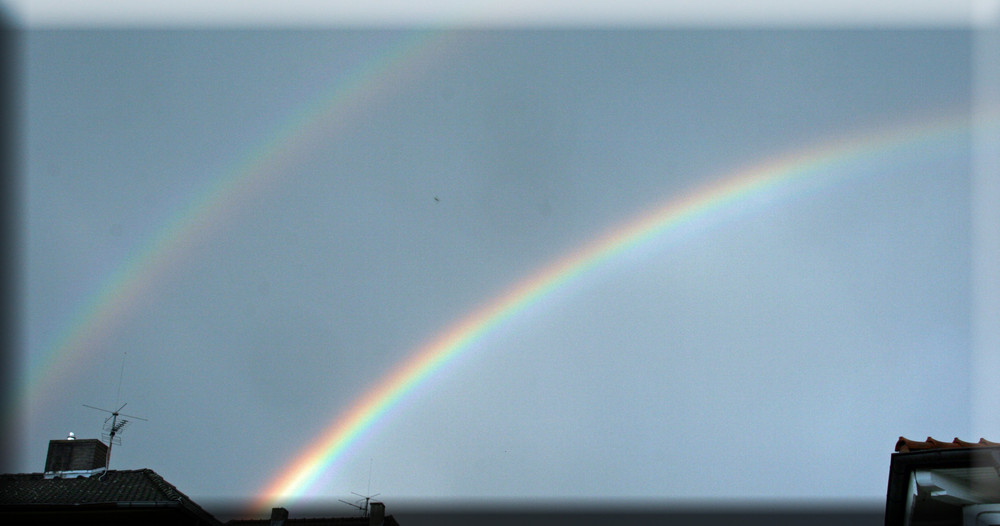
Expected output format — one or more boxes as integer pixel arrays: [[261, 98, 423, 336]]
[[20, 28, 980, 513]]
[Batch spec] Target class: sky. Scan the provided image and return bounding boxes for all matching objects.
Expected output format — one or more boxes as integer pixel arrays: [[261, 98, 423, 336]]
[[9, 1, 1000, 520]]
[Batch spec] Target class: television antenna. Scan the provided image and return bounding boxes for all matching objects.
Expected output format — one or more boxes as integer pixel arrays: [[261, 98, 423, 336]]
[[339, 492, 380, 518], [82, 352, 147, 469], [340, 458, 378, 516], [82, 402, 147, 468]]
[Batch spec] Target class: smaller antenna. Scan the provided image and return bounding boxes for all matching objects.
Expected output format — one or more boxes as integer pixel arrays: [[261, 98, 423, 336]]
[[339, 492, 380, 518]]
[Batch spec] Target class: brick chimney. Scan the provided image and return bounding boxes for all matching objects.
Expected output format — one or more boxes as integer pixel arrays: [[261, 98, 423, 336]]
[[44, 438, 108, 473]]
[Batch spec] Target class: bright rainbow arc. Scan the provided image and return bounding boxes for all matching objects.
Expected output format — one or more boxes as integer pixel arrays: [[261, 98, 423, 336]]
[[20, 30, 461, 411], [253, 109, 975, 511]]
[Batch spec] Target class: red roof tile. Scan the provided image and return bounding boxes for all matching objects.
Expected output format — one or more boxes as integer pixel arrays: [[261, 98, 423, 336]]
[[895, 436, 1000, 452]]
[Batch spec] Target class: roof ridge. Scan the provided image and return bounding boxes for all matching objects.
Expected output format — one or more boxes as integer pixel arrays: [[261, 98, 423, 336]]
[[138, 468, 187, 502], [137, 469, 223, 525], [895, 436, 1000, 452]]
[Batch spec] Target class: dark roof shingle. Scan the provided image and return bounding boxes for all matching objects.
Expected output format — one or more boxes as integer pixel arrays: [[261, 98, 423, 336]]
[[0, 468, 223, 525], [0, 469, 189, 505]]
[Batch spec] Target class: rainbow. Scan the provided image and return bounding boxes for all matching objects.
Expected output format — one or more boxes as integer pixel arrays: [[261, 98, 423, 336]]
[[252, 108, 976, 511], [19, 30, 464, 411]]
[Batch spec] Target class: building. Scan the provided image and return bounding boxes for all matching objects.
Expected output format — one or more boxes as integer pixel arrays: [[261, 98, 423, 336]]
[[885, 437, 1000, 526], [227, 502, 400, 526], [0, 434, 221, 525], [1, 435, 398, 526]]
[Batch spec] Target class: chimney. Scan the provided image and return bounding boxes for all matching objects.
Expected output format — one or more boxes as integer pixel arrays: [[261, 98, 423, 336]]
[[44, 438, 108, 473], [269, 507, 288, 526], [369, 502, 385, 526]]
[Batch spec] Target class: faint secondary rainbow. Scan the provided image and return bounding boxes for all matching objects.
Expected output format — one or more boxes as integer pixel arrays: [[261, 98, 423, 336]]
[[19, 30, 465, 411], [253, 108, 979, 510]]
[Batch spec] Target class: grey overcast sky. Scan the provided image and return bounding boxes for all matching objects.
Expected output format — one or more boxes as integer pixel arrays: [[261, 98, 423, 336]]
[[10, 0, 1000, 518]]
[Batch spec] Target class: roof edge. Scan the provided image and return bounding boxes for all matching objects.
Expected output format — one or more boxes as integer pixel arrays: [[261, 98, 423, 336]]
[[895, 436, 1000, 453]]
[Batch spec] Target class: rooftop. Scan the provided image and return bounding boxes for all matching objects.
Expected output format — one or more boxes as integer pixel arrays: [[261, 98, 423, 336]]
[[0, 468, 222, 525], [226, 515, 399, 526]]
